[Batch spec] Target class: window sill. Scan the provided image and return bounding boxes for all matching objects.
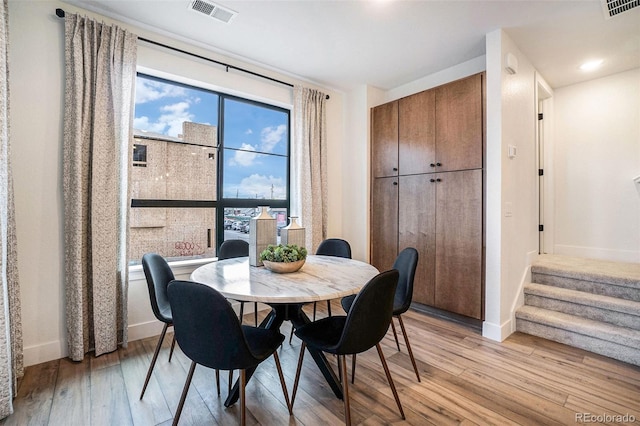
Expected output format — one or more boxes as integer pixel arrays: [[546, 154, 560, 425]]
[[128, 257, 217, 281]]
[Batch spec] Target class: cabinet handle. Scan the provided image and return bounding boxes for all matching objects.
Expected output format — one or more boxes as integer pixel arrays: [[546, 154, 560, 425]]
[[393, 181, 398, 186], [393, 167, 398, 172], [436, 162, 442, 167], [430, 163, 436, 167], [429, 178, 436, 183], [436, 178, 442, 182]]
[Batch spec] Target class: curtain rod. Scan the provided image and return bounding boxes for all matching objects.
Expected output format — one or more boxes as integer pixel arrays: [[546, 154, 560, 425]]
[[55, 8, 329, 100]]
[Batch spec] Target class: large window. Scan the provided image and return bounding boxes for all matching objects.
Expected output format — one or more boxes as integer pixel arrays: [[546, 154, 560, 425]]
[[129, 74, 290, 264]]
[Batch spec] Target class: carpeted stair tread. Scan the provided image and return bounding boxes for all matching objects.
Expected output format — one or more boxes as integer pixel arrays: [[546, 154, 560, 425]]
[[524, 283, 640, 317], [532, 255, 640, 288], [516, 305, 640, 348]]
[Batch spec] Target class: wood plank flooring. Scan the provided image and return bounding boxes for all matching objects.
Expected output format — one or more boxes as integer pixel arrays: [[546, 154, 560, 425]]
[[3, 304, 640, 425]]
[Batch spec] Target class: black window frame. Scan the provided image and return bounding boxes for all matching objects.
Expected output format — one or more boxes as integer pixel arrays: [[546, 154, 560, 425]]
[[130, 72, 291, 257]]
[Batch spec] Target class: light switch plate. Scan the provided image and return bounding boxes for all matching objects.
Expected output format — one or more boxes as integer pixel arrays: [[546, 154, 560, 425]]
[[508, 145, 517, 159]]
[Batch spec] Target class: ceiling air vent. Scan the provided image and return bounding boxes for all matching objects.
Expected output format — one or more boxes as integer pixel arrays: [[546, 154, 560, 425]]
[[188, 0, 238, 24], [601, 0, 640, 18]]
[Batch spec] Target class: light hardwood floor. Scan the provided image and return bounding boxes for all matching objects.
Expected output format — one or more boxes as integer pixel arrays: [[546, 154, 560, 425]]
[[3, 304, 640, 425]]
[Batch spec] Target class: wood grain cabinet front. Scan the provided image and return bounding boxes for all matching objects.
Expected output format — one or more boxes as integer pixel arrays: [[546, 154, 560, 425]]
[[370, 72, 485, 321]]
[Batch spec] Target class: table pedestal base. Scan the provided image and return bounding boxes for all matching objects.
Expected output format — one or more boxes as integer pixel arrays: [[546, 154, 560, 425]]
[[224, 303, 343, 407]]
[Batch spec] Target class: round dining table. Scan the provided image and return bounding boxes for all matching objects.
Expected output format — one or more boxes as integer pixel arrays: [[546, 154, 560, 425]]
[[190, 254, 379, 406]]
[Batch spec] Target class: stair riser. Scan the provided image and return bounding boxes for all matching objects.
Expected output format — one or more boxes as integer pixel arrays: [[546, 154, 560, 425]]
[[531, 273, 640, 302], [516, 318, 640, 367], [524, 294, 640, 330]]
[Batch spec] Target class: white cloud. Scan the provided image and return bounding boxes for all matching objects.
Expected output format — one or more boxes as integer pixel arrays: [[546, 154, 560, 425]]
[[229, 143, 258, 167], [134, 101, 195, 137], [236, 174, 285, 199], [135, 79, 186, 104], [133, 116, 167, 134], [245, 129, 253, 135], [260, 124, 287, 152]]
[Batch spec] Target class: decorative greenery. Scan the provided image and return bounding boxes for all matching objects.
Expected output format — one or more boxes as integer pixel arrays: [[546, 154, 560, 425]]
[[260, 244, 307, 263]]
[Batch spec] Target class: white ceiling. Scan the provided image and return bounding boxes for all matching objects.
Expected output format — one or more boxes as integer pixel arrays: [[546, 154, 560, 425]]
[[66, 0, 640, 92]]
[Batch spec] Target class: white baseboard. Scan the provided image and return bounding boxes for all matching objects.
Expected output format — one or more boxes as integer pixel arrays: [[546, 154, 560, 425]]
[[24, 340, 67, 367], [24, 303, 272, 367], [482, 319, 512, 342]]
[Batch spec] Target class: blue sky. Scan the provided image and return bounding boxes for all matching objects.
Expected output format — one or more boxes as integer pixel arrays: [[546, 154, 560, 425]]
[[133, 75, 289, 200]]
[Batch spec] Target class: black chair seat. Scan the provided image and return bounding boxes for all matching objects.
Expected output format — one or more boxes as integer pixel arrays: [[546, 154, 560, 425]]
[[294, 316, 346, 351], [242, 325, 285, 360]]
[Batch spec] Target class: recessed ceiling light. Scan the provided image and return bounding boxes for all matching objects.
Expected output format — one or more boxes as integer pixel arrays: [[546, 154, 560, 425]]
[[580, 60, 604, 72]]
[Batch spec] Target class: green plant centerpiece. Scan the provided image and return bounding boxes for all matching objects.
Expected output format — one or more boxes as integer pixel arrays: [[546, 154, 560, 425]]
[[260, 244, 307, 273]]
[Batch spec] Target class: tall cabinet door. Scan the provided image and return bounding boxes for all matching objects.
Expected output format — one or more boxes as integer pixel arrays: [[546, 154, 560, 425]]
[[371, 101, 399, 178], [434, 169, 483, 319], [399, 90, 435, 175], [399, 174, 436, 306], [435, 73, 483, 172], [371, 177, 398, 273]]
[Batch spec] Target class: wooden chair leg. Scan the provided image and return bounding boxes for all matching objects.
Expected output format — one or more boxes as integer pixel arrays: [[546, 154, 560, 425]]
[[397, 314, 420, 382], [376, 343, 405, 420], [140, 322, 168, 399], [341, 355, 351, 426], [291, 342, 306, 409], [240, 369, 246, 426], [390, 318, 401, 351], [351, 354, 356, 384], [273, 351, 293, 415], [173, 361, 196, 426]]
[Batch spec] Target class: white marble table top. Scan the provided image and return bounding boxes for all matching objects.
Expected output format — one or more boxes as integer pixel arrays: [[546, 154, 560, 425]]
[[190, 255, 379, 304]]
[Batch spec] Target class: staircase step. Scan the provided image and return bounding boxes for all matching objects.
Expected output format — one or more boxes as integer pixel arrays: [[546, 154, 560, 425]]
[[515, 305, 640, 367], [524, 283, 640, 329], [531, 255, 640, 302]]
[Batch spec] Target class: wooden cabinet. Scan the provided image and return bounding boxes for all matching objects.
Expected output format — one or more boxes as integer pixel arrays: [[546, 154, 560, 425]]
[[399, 89, 435, 175], [434, 169, 483, 319], [435, 74, 483, 172], [371, 176, 398, 274], [370, 72, 484, 320], [371, 101, 398, 178], [398, 174, 436, 306]]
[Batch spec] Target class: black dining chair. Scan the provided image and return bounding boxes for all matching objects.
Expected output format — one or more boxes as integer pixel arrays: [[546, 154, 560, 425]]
[[341, 247, 420, 383], [314, 238, 352, 319], [291, 269, 404, 426], [140, 253, 220, 399], [218, 239, 257, 326], [167, 280, 292, 426], [289, 238, 352, 344]]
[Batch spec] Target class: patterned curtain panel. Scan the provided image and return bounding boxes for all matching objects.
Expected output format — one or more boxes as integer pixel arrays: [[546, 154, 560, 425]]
[[0, 0, 23, 419], [292, 87, 328, 253], [63, 13, 137, 361]]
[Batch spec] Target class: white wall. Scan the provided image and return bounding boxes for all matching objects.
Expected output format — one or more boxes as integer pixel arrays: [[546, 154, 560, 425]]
[[552, 69, 640, 262], [484, 29, 540, 341], [9, 0, 346, 366]]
